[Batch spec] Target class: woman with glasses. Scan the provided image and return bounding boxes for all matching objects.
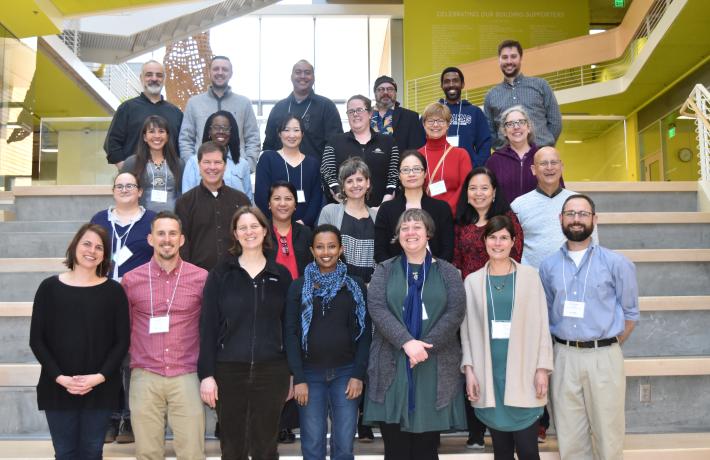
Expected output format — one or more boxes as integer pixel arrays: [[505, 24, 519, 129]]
[[374, 150, 454, 264], [485, 105, 562, 204], [321, 95, 399, 207], [121, 115, 184, 212], [182, 110, 253, 201], [417, 102, 472, 215], [460, 215, 552, 460], [256, 115, 323, 227]]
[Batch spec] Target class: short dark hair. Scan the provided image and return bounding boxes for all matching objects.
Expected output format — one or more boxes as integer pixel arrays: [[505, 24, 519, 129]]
[[64, 223, 111, 277], [483, 215, 516, 240], [562, 194, 596, 215], [311, 224, 342, 247], [347, 94, 372, 112], [197, 141, 227, 162], [278, 114, 305, 134], [151, 211, 183, 233], [210, 55, 231, 65], [498, 39, 523, 56], [268, 180, 297, 201], [399, 149, 428, 171], [455, 167, 512, 226], [113, 171, 141, 190], [229, 206, 274, 256], [440, 66, 464, 85]]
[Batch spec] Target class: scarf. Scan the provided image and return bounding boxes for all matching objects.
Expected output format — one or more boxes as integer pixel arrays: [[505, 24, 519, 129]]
[[401, 250, 433, 412], [300, 260, 366, 354]]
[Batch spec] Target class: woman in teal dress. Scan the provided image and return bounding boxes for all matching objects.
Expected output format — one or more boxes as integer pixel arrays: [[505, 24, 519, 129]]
[[460, 215, 553, 460], [364, 208, 466, 459]]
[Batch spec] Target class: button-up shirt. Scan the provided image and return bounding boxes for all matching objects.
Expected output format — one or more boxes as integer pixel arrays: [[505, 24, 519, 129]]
[[122, 258, 208, 376], [539, 243, 639, 342], [484, 73, 562, 149]]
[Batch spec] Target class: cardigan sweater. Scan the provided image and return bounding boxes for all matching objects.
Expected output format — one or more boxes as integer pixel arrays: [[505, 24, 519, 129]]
[[366, 257, 465, 410], [373, 194, 454, 263], [317, 202, 378, 228], [460, 260, 553, 408]]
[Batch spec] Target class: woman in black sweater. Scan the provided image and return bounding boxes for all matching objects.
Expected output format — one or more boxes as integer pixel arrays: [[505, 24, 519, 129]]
[[374, 150, 454, 263], [284, 224, 372, 460], [30, 223, 129, 460]]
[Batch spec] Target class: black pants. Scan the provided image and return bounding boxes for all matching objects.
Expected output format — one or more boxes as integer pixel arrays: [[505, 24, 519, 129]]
[[488, 420, 540, 460], [215, 360, 290, 460], [379, 423, 439, 460]]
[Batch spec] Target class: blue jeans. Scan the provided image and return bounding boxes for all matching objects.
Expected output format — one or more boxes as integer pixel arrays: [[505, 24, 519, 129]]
[[45, 409, 112, 460], [298, 363, 360, 460]]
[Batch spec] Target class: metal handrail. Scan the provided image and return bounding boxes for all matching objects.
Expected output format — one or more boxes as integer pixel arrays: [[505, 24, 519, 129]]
[[405, 0, 674, 111], [680, 84, 710, 182]]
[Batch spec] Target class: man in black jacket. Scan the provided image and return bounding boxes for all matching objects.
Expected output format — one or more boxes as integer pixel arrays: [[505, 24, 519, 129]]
[[370, 75, 425, 151]]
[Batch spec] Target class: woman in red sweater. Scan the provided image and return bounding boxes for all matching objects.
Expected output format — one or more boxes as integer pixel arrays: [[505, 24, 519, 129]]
[[418, 102, 472, 215]]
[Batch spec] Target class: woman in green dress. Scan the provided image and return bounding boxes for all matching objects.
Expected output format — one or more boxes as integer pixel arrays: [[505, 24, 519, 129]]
[[364, 208, 466, 459], [460, 215, 553, 460]]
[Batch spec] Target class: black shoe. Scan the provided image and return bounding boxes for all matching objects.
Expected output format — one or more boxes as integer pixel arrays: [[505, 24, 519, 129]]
[[116, 419, 134, 444], [104, 420, 118, 444], [358, 426, 375, 442], [278, 428, 296, 444], [215, 421, 220, 440], [465, 435, 485, 449]]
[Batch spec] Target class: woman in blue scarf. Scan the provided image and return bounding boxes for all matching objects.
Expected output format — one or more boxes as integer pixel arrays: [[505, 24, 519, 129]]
[[284, 224, 371, 460], [363, 208, 467, 459]]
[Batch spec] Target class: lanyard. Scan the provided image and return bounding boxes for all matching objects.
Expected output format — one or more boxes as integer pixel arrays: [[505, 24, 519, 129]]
[[453, 101, 463, 137], [148, 161, 168, 192], [288, 99, 312, 119], [280, 152, 304, 190], [423, 145, 446, 184], [486, 266, 516, 322], [562, 248, 594, 303], [405, 261, 427, 306], [148, 261, 183, 318], [110, 219, 137, 279]]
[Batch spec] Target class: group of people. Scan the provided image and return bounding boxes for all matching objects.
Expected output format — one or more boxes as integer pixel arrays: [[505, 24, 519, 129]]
[[28, 37, 639, 460]]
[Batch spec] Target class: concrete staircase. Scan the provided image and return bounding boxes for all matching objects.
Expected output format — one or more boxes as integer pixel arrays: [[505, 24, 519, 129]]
[[0, 183, 709, 458]]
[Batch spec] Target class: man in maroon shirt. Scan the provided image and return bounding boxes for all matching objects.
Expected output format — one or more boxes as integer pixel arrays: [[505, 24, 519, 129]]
[[122, 211, 208, 460]]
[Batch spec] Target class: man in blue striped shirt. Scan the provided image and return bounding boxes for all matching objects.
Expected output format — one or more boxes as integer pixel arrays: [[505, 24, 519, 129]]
[[484, 40, 562, 150], [539, 194, 639, 460]]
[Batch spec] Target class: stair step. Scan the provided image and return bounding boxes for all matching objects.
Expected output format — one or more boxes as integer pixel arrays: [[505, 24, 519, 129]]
[[565, 182, 698, 213], [617, 249, 710, 262], [0, 233, 76, 258], [567, 182, 698, 192], [597, 212, 710, 224], [0, 221, 84, 233]]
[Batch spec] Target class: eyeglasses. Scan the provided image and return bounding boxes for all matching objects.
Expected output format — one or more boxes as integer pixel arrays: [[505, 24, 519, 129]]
[[210, 125, 231, 133], [562, 210, 594, 219], [536, 160, 561, 168], [113, 184, 139, 191], [375, 87, 396, 94], [503, 119, 528, 129], [279, 235, 289, 255], [346, 107, 368, 117], [425, 119, 448, 126], [400, 166, 425, 175]]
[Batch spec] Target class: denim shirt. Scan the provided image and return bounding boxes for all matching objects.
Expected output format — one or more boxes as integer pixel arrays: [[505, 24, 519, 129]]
[[182, 149, 253, 202], [539, 243, 639, 341]]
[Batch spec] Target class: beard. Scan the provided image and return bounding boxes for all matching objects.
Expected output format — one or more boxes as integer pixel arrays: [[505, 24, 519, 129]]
[[144, 83, 163, 96], [563, 223, 594, 242]]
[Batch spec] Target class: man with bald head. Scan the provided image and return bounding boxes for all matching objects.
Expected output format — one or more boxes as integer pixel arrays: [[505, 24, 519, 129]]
[[104, 60, 183, 169], [511, 147, 597, 269], [262, 59, 343, 160]]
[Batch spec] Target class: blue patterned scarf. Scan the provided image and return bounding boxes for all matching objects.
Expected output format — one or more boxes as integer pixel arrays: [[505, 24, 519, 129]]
[[300, 260, 366, 354]]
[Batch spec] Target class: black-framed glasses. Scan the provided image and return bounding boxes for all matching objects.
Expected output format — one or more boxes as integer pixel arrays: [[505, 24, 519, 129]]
[[561, 210, 594, 219], [210, 124, 231, 133], [503, 119, 528, 129], [113, 184, 139, 191], [279, 235, 290, 255], [400, 166, 425, 175], [346, 107, 368, 117]]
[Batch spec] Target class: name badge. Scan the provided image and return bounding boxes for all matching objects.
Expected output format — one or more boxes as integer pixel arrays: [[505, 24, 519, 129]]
[[429, 180, 447, 196], [114, 245, 133, 267], [151, 189, 168, 203], [297, 190, 306, 203], [422, 303, 429, 320], [563, 300, 585, 318], [491, 320, 511, 339], [149, 315, 170, 334], [446, 135, 459, 147]]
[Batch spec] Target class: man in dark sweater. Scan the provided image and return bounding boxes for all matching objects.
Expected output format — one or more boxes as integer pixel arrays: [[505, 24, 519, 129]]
[[370, 75, 425, 151], [103, 60, 183, 169], [175, 141, 250, 271], [262, 60, 343, 160]]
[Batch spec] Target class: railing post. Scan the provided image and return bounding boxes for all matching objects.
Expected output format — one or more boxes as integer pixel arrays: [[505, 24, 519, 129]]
[[696, 88, 710, 182]]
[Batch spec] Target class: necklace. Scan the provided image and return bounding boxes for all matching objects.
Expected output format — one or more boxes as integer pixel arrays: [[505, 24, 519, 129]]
[[488, 260, 513, 291]]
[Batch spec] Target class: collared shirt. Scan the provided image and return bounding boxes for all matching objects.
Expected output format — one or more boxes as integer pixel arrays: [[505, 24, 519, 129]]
[[122, 258, 208, 376], [371, 108, 394, 135], [484, 73, 562, 149], [181, 149, 253, 201], [539, 243, 639, 342]]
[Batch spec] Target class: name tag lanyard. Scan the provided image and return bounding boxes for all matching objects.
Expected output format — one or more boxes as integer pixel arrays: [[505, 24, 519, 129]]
[[110, 218, 137, 278], [288, 99, 312, 119], [562, 249, 594, 304], [423, 146, 446, 186], [452, 101, 462, 137], [148, 162, 168, 200], [281, 154, 306, 203], [148, 261, 183, 330], [486, 269, 516, 329]]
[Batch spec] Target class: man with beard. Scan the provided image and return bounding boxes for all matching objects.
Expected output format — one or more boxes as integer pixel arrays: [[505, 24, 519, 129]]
[[538, 195, 638, 460], [263, 59, 343, 161], [121, 211, 208, 460], [179, 56, 260, 172], [104, 60, 183, 169], [484, 40, 562, 150], [438, 67, 491, 167], [370, 75, 425, 151], [510, 147, 597, 269]]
